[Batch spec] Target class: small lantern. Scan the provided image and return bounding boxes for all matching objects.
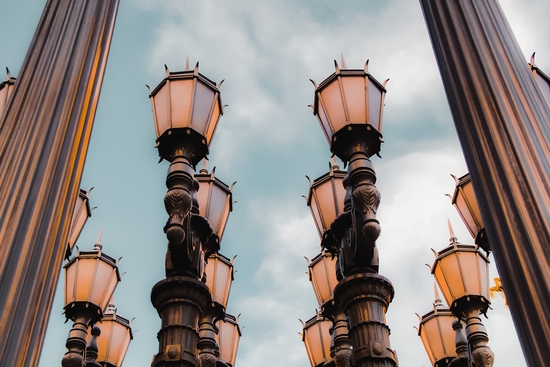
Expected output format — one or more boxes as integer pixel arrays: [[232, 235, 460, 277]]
[[417, 304, 457, 367], [307, 250, 338, 307], [64, 235, 121, 323], [195, 164, 234, 242], [92, 303, 133, 367], [205, 252, 234, 308], [148, 62, 224, 164], [215, 314, 241, 367], [450, 173, 483, 241], [431, 224, 490, 316], [301, 312, 332, 367], [66, 188, 94, 259], [0, 68, 16, 119], [306, 161, 347, 239], [529, 53, 550, 106], [311, 58, 388, 161]]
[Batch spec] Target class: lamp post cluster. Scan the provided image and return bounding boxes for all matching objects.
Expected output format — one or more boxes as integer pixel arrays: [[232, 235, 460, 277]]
[[61, 190, 133, 367], [147, 62, 241, 367], [416, 174, 495, 367], [301, 58, 397, 367]]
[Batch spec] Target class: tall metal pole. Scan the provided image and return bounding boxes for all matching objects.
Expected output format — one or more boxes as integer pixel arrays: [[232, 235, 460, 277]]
[[0, 1, 119, 366], [419, 1, 550, 366]]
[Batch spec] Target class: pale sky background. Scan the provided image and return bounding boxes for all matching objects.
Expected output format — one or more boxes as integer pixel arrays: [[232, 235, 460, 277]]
[[1, 1, 549, 367]]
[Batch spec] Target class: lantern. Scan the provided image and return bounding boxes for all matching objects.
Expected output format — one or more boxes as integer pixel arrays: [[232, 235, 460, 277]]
[[215, 314, 241, 367], [204, 253, 234, 308], [307, 250, 338, 307], [301, 312, 332, 367], [92, 304, 133, 367], [450, 173, 484, 241], [64, 237, 121, 323], [417, 287, 458, 367], [148, 63, 224, 164], [311, 58, 388, 161], [66, 188, 94, 259], [529, 52, 550, 106], [0, 67, 16, 120], [431, 225, 490, 316], [306, 161, 346, 239], [195, 165, 234, 241]]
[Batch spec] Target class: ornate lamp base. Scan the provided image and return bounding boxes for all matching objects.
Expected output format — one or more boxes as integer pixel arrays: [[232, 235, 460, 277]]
[[334, 273, 398, 367], [151, 276, 211, 367]]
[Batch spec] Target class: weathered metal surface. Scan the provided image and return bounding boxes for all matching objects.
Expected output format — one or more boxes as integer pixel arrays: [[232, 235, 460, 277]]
[[0, 1, 119, 365], [420, 1, 550, 365]]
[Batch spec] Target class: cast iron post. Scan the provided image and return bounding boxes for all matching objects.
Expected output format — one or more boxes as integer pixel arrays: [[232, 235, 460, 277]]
[[420, 1, 550, 366], [0, 1, 119, 366]]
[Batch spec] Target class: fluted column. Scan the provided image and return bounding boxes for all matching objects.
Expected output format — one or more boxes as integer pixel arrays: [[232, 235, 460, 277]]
[[151, 276, 211, 367], [334, 273, 397, 367], [420, 1, 550, 366], [0, 1, 119, 366]]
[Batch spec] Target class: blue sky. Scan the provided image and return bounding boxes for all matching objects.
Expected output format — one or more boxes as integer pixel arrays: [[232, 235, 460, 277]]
[[1, 1, 548, 366]]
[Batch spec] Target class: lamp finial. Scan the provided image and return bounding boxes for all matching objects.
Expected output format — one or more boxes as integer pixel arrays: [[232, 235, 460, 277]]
[[447, 219, 457, 245], [94, 227, 103, 251]]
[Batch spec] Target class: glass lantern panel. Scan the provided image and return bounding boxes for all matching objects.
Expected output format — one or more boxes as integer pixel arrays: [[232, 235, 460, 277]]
[[95, 319, 114, 362], [477, 254, 490, 299], [106, 320, 132, 366], [206, 184, 231, 238], [341, 76, 367, 124], [0, 81, 14, 120], [67, 192, 90, 251], [367, 78, 383, 131], [439, 253, 466, 301], [457, 251, 482, 296], [455, 193, 479, 239], [191, 81, 216, 136], [205, 96, 221, 146], [217, 319, 240, 366], [310, 254, 338, 306], [316, 102, 333, 145], [64, 260, 77, 305], [152, 85, 170, 138], [312, 181, 338, 233], [420, 318, 443, 364], [319, 81, 346, 133], [205, 256, 232, 307], [309, 197, 323, 239], [462, 183, 483, 229], [170, 78, 194, 129], [88, 260, 118, 309], [74, 258, 96, 302], [433, 262, 454, 306], [303, 319, 331, 367]]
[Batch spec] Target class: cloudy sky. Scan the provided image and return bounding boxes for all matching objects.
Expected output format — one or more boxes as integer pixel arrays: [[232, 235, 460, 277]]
[[2, 1, 549, 366]]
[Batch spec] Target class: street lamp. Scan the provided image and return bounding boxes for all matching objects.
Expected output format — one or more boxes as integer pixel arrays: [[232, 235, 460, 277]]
[[215, 314, 242, 367], [430, 223, 493, 367], [66, 188, 95, 259], [448, 173, 489, 254], [309, 58, 396, 367], [301, 312, 332, 367], [416, 287, 458, 367], [62, 233, 121, 367], [92, 303, 133, 367], [149, 62, 240, 367]]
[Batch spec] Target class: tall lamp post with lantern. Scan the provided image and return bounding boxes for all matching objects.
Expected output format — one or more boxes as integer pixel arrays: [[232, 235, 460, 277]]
[[307, 58, 397, 367], [148, 62, 240, 367]]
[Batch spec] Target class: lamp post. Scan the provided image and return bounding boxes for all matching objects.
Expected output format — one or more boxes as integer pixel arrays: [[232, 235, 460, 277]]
[[308, 59, 397, 367], [61, 234, 121, 367], [148, 62, 240, 367], [430, 223, 493, 367]]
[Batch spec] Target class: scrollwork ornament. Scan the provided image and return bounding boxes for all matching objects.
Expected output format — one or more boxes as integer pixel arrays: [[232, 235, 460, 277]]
[[164, 187, 193, 246], [351, 182, 381, 241], [334, 348, 352, 367], [61, 352, 85, 367], [198, 353, 218, 367], [471, 346, 494, 367]]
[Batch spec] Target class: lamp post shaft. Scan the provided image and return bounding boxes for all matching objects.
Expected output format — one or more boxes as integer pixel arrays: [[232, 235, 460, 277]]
[[0, 1, 119, 366], [151, 276, 211, 367], [420, 1, 550, 365], [334, 273, 397, 367]]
